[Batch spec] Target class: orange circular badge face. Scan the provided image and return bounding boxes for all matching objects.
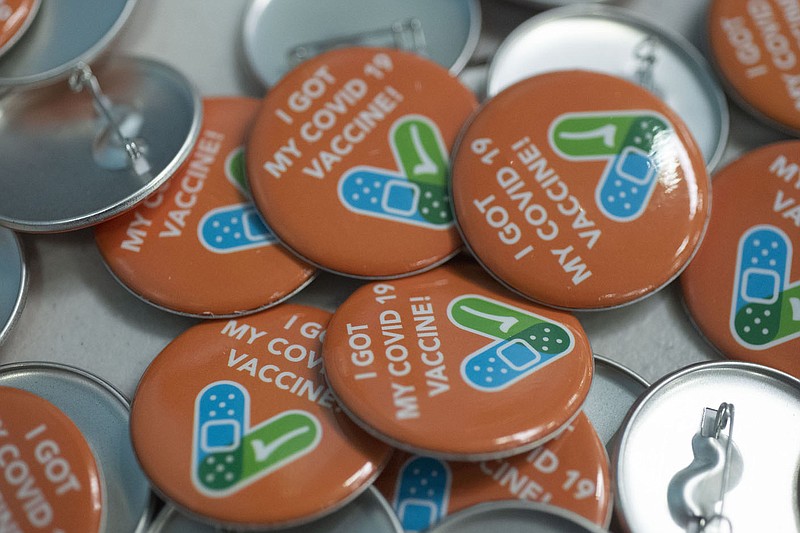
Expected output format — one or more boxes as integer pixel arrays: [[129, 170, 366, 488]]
[[451, 71, 710, 309], [95, 97, 316, 317], [246, 47, 478, 278], [0, 386, 103, 533], [0, 0, 39, 58], [130, 304, 391, 528], [682, 141, 800, 379], [374, 412, 611, 531], [322, 260, 593, 460], [708, 0, 800, 132]]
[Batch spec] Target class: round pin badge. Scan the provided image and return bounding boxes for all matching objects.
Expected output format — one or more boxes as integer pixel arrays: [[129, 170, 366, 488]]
[[451, 70, 710, 310], [0, 362, 155, 533], [0, 228, 26, 345], [582, 355, 648, 448], [246, 47, 478, 279], [0, 55, 201, 233], [487, 5, 729, 171], [426, 501, 608, 533], [148, 487, 402, 533], [95, 97, 317, 318], [242, 0, 480, 88], [0, 0, 134, 87], [708, 0, 800, 134], [0, 386, 104, 532], [130, 304, 392, 529], [615, 361, 800, 532], [374, 412, 612, 531], [0, 0, 40, 60], [322, 260, 593, 460], [681, 141, 800, 379]]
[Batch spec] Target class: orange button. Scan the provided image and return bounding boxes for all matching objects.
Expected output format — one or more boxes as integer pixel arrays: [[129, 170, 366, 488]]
[[374, 412, 611, 531], [0, 0, 39, 57], [0, 386, 103, 533], [682, 141, 800, 379], [95, 97, 316, 317], [451, 71, 710, 309], [322, 259, 593, 459], [246, 47, 478, 278], [130, 304, 392, 529], [708, 0, 800, 133]]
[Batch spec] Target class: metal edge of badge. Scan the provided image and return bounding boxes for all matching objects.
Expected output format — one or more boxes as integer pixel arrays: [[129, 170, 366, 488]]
[[0, 361, 158, 533], [0, 229, 28, 346], [0, 55, 203, 233], [147, 486, 403, 533], [239, 0, 481, 88], [449, 69, 713, 312], [322, 351, 593, 462], [95, 244, 319, 319], [485, 3, 730, 172], [611, 360, 800, 533], [0, 0, 138, 88], [0, 0, 42, 60], [585, 354, 649, 452], [425, 500, 609, 533]]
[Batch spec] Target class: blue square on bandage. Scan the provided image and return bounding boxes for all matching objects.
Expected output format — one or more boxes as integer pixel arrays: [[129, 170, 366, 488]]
[[383, 182, 418, 215], [744, 270, 779, 302], [619, 149, 653, 185], [498, 339, 541, 371], [401, 503, 436, 531], [205, 421, 237, 449]]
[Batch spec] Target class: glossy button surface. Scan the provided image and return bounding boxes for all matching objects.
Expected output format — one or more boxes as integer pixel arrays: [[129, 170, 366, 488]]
[[708, 0, 800, 133], [322, 260, 593, 459], [451, 70, 710, 309], [682, 141, 800, 379], [0, 386, 103, 533], [375, 412, 612, 531], [95, 97, 316, 317], [130, 304, 391, 529], [246, 47, 477, 278]]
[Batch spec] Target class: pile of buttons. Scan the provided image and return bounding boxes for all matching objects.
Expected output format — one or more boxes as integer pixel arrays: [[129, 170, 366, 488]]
[[1, 0, 799, 531]]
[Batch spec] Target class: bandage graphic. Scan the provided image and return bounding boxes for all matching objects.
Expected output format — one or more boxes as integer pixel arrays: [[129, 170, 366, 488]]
[[198, 203, 276, 254], [731, 224, 800, 349], [338, 115, 452, 229], [225, 146, 249, 196], [448, 295, 574, 391], [550, 111, 671, 222], [394, 456, 451, 532], [193, 381, 321, 496]]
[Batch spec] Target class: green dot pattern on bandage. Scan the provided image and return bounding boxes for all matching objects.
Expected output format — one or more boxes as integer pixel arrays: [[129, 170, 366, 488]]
[[418, 183, 452, 224], [198, 447, 245, 491], [621, 115, 668, 153], [734, 303, 781, 346], [239, 412, 320, 479], [392, 118, 448, 188], [523, 322, 572, 354]]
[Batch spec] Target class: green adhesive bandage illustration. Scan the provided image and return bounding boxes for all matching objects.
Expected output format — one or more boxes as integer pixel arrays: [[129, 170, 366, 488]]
[[549, 110, 671, 222], [225, 146, 249, 196], [447, 295, 575, 391], [192, 380, 321, 496], [338, 115, 453, 229], [730, 224, 800, 349]]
